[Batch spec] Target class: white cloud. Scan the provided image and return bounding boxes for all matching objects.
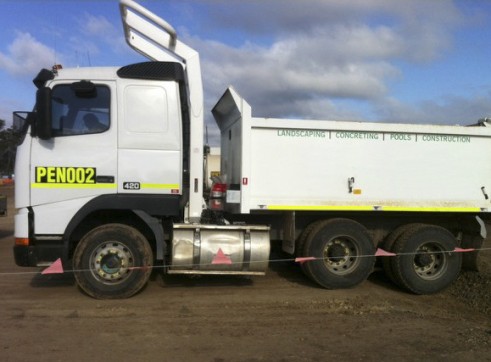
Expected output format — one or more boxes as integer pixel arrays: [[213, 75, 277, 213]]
[[0, 32, 57, 77], [73, 13, 130, 57], [375, 93, 491, 126], [193, 25, 400, 122], [180, 0, 469, 146], [85, 13, 115, 35], [177, 0, 466, 131], [201, 0, 460, 61]]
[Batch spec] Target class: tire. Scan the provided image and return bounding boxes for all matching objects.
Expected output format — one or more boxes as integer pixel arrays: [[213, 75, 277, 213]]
[[390, 225, 461, 295], [73, 224, 153, 299], [296, 220, 324, 277], [302, 218, 376, 289], [381, 224, 424, 284]]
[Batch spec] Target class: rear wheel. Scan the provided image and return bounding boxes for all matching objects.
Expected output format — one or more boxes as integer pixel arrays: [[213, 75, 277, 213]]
[[296, 220, 324, 277], [381, 224, 423, 284], [302, 219, 375, 289], [73, 224, 153, 299], [390, 225, 461, 294]]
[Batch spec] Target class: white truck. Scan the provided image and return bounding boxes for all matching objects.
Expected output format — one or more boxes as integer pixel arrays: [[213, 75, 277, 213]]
[[13, 0, 489, 298]]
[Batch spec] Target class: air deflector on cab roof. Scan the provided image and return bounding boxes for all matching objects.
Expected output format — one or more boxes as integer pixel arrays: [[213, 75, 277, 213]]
[[117, 61, 184, 82]]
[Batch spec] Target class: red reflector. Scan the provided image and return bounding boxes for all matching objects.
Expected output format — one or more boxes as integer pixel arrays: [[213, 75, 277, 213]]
[[15, 238, 30, 246], [211, 183, 227, 198]]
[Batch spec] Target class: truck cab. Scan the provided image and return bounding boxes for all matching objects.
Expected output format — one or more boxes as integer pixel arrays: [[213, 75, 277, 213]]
[[14, 61, 187, 266]]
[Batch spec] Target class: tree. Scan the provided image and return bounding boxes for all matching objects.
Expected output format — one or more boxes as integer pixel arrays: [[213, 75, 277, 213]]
[[0, 119, 21, 176]]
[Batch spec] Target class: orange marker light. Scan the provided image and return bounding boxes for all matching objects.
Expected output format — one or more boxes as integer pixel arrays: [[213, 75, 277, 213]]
[[15, 238, 30, 246]]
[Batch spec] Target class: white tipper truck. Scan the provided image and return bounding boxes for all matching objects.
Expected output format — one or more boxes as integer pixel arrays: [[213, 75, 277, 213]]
[[13, 0, 489, 298]]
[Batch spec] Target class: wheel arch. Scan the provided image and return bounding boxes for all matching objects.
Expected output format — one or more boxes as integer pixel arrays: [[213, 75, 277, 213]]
[[62, 194, 178, 262]]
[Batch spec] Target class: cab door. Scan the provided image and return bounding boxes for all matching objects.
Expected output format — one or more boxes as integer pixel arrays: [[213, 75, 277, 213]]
[[30, 81, 118, 209]]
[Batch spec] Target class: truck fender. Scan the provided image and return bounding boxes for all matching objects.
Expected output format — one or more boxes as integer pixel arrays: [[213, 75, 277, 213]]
[[62, 194, 178, 261], [133, 210, 165, 260]]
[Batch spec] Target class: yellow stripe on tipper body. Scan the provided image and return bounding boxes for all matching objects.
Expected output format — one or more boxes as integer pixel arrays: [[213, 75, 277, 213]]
[[266, 205, 373, 211], [265, 205, 482, 212], [381, 206, 481, 213]]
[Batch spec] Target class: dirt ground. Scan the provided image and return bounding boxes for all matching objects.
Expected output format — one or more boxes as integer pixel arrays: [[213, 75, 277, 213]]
[[0, 184, 490, 361]]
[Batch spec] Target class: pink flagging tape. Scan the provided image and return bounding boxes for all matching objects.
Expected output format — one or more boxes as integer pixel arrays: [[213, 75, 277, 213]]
[[212, 248, 232, 265], [0, 247, 489, 277], [41, 258, 64, 275], [375, 248, 396, 257], [295, 256, 316, 264], [128, 266, 150, 271], [453, 247, 476, 253]]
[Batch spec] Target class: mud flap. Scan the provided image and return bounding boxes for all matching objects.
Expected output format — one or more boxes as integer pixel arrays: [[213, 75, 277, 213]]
[[459, 216, 486, 271], [461, 235, 484, 271]]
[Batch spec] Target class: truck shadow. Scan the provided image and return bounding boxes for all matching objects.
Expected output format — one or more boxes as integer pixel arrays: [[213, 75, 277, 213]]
[[30, 272, 76, 288], [156, 271, 254, 288], [268, 258, 319, 288], [367, 268, 401, 292], [0, 229, 13, 238]]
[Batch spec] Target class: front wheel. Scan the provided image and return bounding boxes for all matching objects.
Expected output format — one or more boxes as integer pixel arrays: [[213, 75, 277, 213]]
[[73, 224, 153, 299], [302, 219, 376, 289]]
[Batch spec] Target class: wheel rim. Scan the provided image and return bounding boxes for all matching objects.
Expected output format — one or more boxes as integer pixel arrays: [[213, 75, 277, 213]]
[[322, 236, 360, 275], [90, 241, 134, 285], [413, 242, 448, 280]]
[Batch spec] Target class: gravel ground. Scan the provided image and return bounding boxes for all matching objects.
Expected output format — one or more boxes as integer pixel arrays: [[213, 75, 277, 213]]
[[448, 256, 491, 316]]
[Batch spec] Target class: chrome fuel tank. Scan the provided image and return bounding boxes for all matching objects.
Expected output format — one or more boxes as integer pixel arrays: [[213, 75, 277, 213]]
[[169, 224, 270, 275]]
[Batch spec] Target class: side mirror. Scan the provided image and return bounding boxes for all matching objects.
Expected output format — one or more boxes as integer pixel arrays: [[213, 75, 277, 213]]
[[36, 87, 52, 140]]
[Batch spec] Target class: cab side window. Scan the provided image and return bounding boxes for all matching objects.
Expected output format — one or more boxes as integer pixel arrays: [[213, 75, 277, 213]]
[[51, 84, 110, 136]]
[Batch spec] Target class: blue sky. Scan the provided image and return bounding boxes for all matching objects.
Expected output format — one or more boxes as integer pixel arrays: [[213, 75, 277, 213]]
[[1, 0, 491, 142]]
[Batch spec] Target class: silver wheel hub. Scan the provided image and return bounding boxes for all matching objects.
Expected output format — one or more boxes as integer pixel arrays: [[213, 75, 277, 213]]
[[413, 243, 447, 280], [90, 242, 134, 284], [323, 237, 359, 275]]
